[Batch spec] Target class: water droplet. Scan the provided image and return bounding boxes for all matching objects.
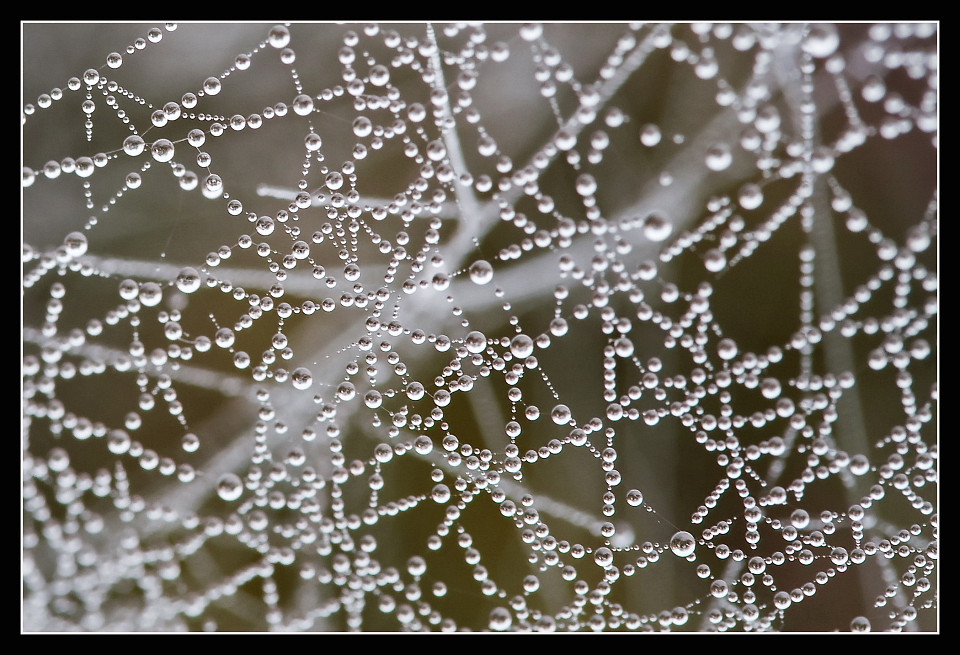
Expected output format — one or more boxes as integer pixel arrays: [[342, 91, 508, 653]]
[[268, 25, 290, 48], [413, 435, 433, 455], [489, 607, 512, 631], [469, 259, 494, 285], [217, 473, 243, 501], [669, 531, 696, 557], [643, 212, 672, 241], [202, 76, 222, 96], [123, 135, 145, 156], [465, 331, 487, 354], [337, 381, 356, 401], [640, 123, 661, 147], [151, 139, 175, 163], [293, 94, 314, 116], [176, 267, 201, 294], [550, 404, 571, 425], [850, 616, 871, 633], [63, 232, 88, 257], [291, 367, 313, 390], [431, 484, 451, 503], [705, 142, 732, 171], [139, 282, 163, 307], [215, 327, 235, 349], [510, 334, 534, 359], [739, 183, 763, 210], [594, 546, 614, 568], [107, 429, 131, 455], [626, 489, 644, 507], [717, 338, 738, 360], [803, 24, 840, 59]]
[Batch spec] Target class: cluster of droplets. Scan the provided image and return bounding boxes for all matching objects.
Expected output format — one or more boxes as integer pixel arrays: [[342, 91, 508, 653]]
[[22, 22, 936, 632]]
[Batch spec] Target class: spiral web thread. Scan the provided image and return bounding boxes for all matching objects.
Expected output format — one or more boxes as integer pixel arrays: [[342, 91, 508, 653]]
[[22, 22, 937, 632]]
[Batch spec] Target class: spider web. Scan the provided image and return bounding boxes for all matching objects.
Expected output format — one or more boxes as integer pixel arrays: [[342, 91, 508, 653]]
[[22, 22, 937, 632]]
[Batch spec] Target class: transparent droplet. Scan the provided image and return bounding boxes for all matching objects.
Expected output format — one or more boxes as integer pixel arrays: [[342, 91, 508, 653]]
[[123, 135, 145, 156], [176, 267, 201, 294], [717, 338, 738, 360], [138, 282, 163, 307], [642, 212, 672, 241], [739, 183, 763, 210], [705, 142, 732, 171], [625, 489, 644, 507], [849, 616, 871, 633], [465, 331, 487, 354], [325, 171, 343, 190], [215, 327, 235, 349], [107, 429, 131, 455], [640, 123, 661, 147], [293, 94, 314, 116], [594, 546, 614, 568], [268, 25, 291, 49], [469, 260, 494, 285], [63, 231, 88, 257], [510, 334, 534, 359], [551, 404, 571, 425], [291, 367, 313, 390], [151, 139, 175, 163], [803, 24, 840, 59], [669, 531, 696, 557], [217, 473, 243, 502], [489, 607, 512, 631], [431, 484, 451, 504], [202, 76, 222, 96]]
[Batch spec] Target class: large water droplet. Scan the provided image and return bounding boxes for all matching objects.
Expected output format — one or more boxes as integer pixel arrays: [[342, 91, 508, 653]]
[[669, 531, 696, 557], [217, 473, 243, 501], [63, 232, 88, 257], [469, 259, 493, 285], [291, 367, 313, 390], [489, 607, 512, 631], [510, 334, 534, 359], [151, 139, 175, 163], [176, 267, 201, 294]]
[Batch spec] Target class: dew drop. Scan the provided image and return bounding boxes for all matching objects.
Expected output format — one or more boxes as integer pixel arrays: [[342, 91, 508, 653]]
[[202, 77, 222, 96], [107, 429, 131, 455], [717, 338, 738, 361], [217, 473, 243, 502], [465, 331, 487, 354], [640, 123, 661, 147], [489, 607, 512, 631], [431, 484, 451, 504], [626, 489, 644, 507], [63, 232, 88, 257], [738, 183, 763, 210], [151, 139, 175, 163], [510, 334, 534, 359], [139, 282, 163, 307], [551, 404, 571, 425], [293, 94, 314, 116], [850, 616, 871, 633], [803, 24, 840, 59], [594, 546, 614, 568], [469, 259, 493, 285], [175, 267, 201, 294], [215, 327, 235, 349], [268, 25, 291, 49], [669, 531, 696, 557], [291, 367, 313, 390], [642, 212, 672, 242], [705, 142, 732, 171]]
